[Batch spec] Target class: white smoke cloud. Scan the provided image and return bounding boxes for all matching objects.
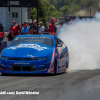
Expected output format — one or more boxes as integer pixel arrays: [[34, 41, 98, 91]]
[[58, 12, 100, 72]]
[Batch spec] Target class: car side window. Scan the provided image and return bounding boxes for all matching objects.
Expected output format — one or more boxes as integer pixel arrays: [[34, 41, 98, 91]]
[[55, 38, 62, 47]]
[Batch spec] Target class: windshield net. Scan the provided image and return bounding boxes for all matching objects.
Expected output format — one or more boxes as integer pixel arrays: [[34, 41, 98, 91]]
[[9, 36, 53, 47]]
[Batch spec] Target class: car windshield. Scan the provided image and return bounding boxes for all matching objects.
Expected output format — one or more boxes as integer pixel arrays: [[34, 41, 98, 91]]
[[9, 36, 54, 47]]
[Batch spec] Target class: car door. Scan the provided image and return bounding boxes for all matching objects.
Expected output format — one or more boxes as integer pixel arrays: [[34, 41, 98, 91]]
[[62, 42, 69, 68], [55, 38, 65, 73]]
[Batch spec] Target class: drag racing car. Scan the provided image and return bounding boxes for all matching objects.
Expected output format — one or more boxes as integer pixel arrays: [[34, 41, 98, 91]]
[[0, 35, 69, 75]]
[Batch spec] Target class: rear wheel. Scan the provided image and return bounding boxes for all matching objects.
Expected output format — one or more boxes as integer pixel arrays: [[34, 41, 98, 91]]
[[66, 52, 69, 68]]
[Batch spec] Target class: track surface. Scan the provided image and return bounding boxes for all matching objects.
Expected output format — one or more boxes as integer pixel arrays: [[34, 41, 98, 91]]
[[0, 70, 100, 100], [1, 41, 100, 100]]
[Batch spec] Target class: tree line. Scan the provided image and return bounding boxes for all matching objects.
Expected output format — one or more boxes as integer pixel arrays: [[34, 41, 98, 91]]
[[31, 0, 99, 26]]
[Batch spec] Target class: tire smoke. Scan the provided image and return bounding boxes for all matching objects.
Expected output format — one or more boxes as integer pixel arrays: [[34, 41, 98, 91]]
[[58, 12, 100, 72]]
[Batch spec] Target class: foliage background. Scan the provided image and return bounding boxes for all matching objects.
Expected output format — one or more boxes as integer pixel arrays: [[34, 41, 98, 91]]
[[31, 0, 99, 26]]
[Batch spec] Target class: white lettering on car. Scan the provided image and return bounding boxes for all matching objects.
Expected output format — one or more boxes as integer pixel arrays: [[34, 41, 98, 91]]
[[7, 44, 48, 51]]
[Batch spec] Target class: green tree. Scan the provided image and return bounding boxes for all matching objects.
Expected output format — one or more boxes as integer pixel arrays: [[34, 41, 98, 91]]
[[47, 0, 73, 11], [31, 0, 49, 26], [60, 5, 70, 16], [48, 5, 60, 17], [70, 0, 79, 13], [80, 0, 99, 9], [59, 0, 79, 16], [47, 0, 99, 16]]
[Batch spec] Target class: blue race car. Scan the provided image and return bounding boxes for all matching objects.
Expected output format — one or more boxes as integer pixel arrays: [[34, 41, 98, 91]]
[[0, 35, 69, 75]]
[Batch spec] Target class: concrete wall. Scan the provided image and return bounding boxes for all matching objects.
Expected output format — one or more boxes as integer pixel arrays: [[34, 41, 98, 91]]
[[0, 7, 7, 28], [5, 7, 28, 32], [0, 7, 29, 32]]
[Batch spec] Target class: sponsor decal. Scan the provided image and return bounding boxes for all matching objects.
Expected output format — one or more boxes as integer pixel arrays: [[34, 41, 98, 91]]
[[58, 63, 66, 69], [48, 49, 55, 73], [7, 44, 48, 51], [60, 47, 67, 59], [58, 63, 66, 73], [14, 62, 29, 65], [27, 55, 33, 57], [56, 47, 59, 58], [1, 64, 6, 66]]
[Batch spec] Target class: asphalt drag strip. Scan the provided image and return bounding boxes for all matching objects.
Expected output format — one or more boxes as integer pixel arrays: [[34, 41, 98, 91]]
[[0, 70, 100, 100]]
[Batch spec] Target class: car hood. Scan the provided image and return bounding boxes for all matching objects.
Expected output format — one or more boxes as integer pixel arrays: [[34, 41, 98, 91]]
[[1, 43, 54, 58]]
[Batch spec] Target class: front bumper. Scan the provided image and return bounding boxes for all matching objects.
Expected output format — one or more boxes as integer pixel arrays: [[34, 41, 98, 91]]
[[0, 59, 54, 74], [0, 65, 48, 74]]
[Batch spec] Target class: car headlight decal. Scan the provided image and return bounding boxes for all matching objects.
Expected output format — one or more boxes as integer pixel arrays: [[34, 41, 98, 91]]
[[32, 57, 46, 60], [1, 56, 46, 61], [2, 56, 10, 60]]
